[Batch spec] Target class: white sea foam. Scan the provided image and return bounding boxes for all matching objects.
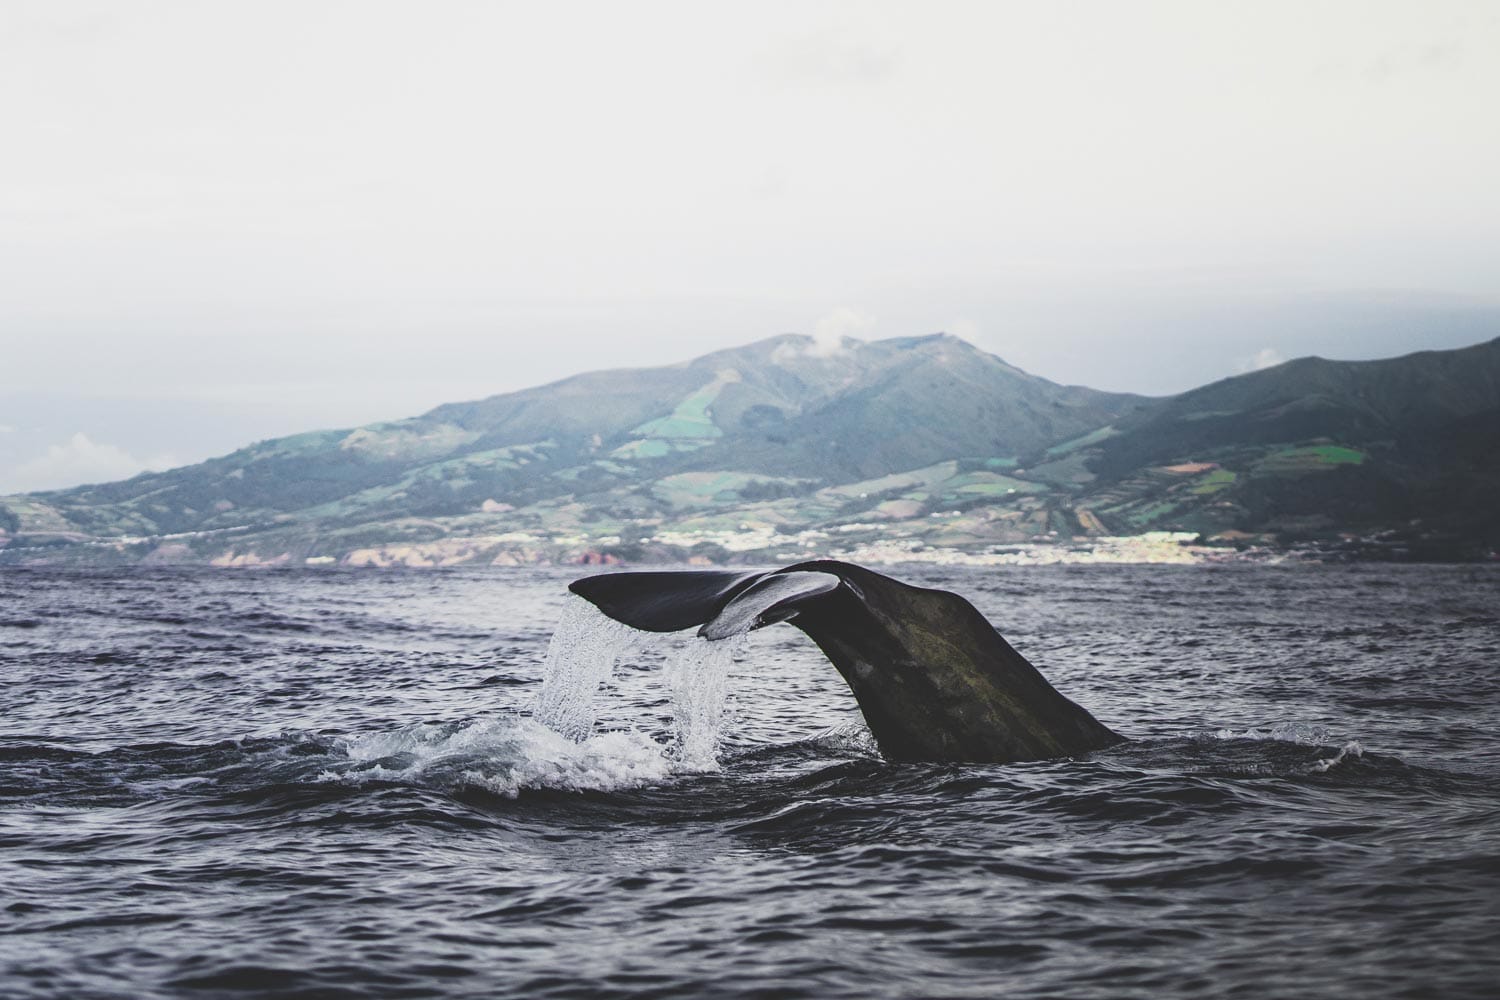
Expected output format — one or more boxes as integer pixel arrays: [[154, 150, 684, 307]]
[[1307, 741, 1364, 773], [323, 597, 753, 796], [1206, 722, 1332, 745], [326, 717, 675, 798], [1199, 723, 1366, 775], [810, 721, 882, 756]]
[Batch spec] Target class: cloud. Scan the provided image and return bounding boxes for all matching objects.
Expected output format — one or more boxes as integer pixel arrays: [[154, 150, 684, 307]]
[[1238, 347, 1286, 373], [811, 306, 872, 355], [0, 424, 15, 434], [10, 432, 176, 493], [775, 307, 873, 363]]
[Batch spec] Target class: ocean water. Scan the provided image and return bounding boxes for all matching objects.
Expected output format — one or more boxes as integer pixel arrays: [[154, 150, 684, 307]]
[[2, 563, 1497, 999]]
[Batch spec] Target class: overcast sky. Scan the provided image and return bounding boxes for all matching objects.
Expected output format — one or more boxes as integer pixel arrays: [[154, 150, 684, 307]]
[[3, 0, 1498, 493]]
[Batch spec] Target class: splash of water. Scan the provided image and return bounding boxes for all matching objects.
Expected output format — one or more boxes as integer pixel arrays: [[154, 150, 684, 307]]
[[1206, 722, 1332, 745], [665, 633, 747, 771], [533, 595, 749, 770], [328, 718, 675, 798], [534, 597, 648, 741], [1308, 741, 1364, 773]]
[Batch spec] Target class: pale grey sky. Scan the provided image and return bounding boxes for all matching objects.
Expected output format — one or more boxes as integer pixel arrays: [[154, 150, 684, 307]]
[[2, 0, 1498, 493]]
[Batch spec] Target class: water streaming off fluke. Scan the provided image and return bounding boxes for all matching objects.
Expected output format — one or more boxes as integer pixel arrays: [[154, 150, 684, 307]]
[[664, 631, 746, 770], [534, 595, 748, 770], [534, 597, 648, 741]]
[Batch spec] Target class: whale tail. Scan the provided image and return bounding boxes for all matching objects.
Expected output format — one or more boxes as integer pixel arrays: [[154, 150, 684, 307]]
[[567, 560, 1123, 764]]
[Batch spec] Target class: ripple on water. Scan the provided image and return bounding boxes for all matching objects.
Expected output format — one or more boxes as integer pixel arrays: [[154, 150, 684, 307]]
[[1, 563, 1498, 999]]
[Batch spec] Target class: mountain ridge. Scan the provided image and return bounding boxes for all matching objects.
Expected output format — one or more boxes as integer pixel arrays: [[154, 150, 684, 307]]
[[3, 333, 1496, 565]]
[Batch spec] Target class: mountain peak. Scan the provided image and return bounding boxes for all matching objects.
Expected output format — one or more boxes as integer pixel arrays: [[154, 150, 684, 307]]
[[4, 333, 1496, 565]]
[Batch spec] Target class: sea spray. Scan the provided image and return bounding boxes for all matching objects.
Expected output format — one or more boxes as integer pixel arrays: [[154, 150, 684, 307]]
[[534, 596, 648, 741], [1206, 722, 1332, 745], [331, 718, 674, 797], [1308, 740, 1364, 773], [665, 632, 747, 770], [533, 595, 748, 768]]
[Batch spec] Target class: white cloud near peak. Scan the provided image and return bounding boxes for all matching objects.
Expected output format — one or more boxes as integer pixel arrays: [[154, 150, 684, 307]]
[[1239, 347, 1286, 373], [10, 432, 177, 494], [771, 306, 873, 364], [810, 306, 872, 356]]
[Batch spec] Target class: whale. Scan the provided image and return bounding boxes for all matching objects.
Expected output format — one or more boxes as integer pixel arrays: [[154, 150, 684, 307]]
[[568, 560, 1122, 764]]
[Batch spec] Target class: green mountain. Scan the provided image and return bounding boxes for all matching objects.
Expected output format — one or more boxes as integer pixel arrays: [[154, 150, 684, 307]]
[[2, 334, 1496, 566], [1063, 337, 1500, 554]]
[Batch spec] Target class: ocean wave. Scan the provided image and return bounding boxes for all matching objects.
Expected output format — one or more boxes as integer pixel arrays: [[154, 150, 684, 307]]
[[1199, 721, 1334, 744], [326, 717, 681, 798], [1307, 741, 1364, 773]]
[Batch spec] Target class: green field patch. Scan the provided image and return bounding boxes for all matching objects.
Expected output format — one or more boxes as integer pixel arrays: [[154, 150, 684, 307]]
[[298, 482, 405, 519], [557, 461, 635, 485], [246, 429, 348, 460], [1254, 444, 1367, 476], [407, 443, 550, 479], [1027, 452, 1096, 486], [956, 456, 1018, 472], [1044, 425, 1118, 458], [4, 498, 81, 534], [821, 461, 958, 500], [290, 443, 554, 519], [652, 471, 809, 509], [1296, 444, 1365, 463], [635, 414, 718, 439], [1190, 469, 1239, 495], [941, 471, 1048, 497], [1126, 499, 1181, 527], [635, 391, 718, 438], [339, 422, 479, 461], [613, 439, 674, 459], [614, 370, 740, 460]]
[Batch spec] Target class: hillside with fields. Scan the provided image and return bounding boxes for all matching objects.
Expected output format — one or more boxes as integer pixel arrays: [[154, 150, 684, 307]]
[[2, 334, 1497, 566]]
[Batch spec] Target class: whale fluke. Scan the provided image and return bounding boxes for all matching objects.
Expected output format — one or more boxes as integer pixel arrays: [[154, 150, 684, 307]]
[[568, 560, 1123, 764], [568, 570, 759, 634]]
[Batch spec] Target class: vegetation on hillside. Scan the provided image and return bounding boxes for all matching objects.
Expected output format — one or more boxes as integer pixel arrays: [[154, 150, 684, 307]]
[[2, 334, 1496, 565]]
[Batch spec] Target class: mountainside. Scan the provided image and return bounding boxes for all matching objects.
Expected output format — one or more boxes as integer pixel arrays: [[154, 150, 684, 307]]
[[1063, 337, 1500, 553], [2, 334, 1497, 566], [1094, 337, 1500, 474]]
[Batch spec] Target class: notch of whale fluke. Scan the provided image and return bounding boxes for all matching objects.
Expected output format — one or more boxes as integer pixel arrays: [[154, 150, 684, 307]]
[[567, 560, 1124, 764]]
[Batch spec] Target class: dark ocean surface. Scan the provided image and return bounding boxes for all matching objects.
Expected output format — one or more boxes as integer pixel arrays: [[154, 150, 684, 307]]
[[2, 563, 1498, 999]]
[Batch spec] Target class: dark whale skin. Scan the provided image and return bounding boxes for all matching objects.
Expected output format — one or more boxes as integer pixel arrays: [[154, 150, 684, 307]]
[[569, 560, 1123, 764], [568, 569, 761, 634]]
